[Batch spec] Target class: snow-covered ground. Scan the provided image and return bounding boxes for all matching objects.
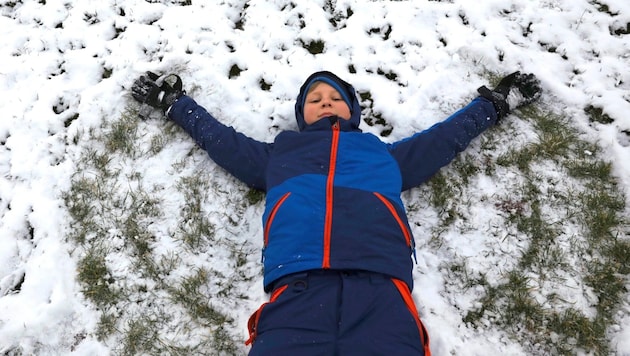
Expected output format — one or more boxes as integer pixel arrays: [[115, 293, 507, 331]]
[[1, 0, 629, 355]]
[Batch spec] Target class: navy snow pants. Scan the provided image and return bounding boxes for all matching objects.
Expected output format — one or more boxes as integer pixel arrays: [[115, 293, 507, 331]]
[[246, 270, 430, 356]]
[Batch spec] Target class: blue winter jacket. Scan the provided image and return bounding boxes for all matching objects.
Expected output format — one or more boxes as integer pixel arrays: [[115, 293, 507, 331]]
[[168, 72, 498, 292]]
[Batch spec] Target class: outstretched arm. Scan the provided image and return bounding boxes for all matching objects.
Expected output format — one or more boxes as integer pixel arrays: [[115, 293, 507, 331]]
[[167, 96, 272, 191], [131, 72, 272, 191], [390, 97, 497, 191], [390, 72, 542, 191]]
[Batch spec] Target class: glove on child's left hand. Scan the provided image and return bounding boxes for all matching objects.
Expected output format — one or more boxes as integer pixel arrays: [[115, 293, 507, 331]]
[[478, 71, 542, 120], [131, 71, 185, 116]]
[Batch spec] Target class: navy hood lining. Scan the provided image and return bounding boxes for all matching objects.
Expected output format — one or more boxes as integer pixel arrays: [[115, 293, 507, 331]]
[[295, 71, 361, 132], [299, 76, 353, 114]]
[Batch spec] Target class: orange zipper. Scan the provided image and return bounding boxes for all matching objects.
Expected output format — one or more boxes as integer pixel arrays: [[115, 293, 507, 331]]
[[373, 192, 412, 247], [263, 192, 291, 248], [392, 278, 431, 356], [245, 283, 289, 346], [322, 121, 340, 268]]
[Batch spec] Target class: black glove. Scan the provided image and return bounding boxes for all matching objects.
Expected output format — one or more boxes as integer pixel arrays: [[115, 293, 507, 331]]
[[477, 71, 542, 120], [131, 71, 185, 115]]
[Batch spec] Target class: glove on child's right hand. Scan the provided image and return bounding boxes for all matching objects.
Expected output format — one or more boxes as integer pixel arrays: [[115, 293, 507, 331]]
[[477, 71, 542, 120], [132, 71, 185, 117]]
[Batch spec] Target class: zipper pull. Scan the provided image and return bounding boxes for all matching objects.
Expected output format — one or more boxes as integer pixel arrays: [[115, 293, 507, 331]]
[[261, 247, 265, 263]]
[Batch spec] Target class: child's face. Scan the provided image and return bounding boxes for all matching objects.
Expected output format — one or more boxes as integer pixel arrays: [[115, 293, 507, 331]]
[[303, 82, 351, 125]]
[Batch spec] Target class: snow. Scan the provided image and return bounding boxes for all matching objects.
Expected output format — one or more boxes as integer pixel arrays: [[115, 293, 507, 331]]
[[1, 0, 629, 355]]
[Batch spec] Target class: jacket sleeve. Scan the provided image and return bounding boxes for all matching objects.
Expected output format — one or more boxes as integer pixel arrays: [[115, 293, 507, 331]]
[[389, 97, 497, 191], [167, 95, 272, 191]]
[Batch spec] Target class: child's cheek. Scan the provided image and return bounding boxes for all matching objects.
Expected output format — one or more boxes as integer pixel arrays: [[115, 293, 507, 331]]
[[304, 107, 318, 125]]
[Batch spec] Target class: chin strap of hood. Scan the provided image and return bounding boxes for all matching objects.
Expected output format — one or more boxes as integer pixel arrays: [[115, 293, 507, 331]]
[[294, 71, 362, 132]]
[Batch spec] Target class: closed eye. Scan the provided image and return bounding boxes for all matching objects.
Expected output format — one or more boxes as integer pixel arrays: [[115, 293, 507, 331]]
[[307, 96, 343, 104]]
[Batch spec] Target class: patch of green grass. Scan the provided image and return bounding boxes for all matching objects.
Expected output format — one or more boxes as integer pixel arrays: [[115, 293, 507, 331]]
[[497, 108, 577, 171], [169, 268, 232, 325], [425, 172, 460, 234], [578, 183, 625, 244], [566, 158, 612, 181], [434, 101, 628, 354], [547, 308, 608, 354], [64, 105, 250, 354], [426, 153, 482, 228], [120, 314, 163, 356], [526, 107, 578, 158], [63, 177, 101, 244], [104, 109, 140, 157], [175, 175, 216, 250], [452, 154, 481, 186], [85, 147, 114, 177], [149, 133, 169, 155], [76, 246, 121, 309], [168, 268, 238, 354], [95, 312, 118, 341]]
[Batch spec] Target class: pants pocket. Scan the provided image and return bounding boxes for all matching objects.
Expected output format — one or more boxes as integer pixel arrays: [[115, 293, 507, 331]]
[[391, 278, 431, 356], [245, 284, 289, 346]]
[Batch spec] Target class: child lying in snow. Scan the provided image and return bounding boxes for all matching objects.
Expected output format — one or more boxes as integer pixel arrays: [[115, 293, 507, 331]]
[[131, 70, 541, 355]]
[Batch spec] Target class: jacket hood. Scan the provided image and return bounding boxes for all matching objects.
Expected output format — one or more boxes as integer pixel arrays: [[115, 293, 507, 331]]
[[294, 71, 362, 132]]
